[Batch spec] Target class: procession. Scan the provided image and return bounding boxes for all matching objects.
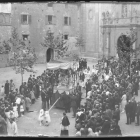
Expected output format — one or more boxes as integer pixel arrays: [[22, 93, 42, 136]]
[[0, 2, 140, 137]]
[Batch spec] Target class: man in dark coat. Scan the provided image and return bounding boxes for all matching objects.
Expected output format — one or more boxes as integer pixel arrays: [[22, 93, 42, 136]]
[[36, 82, 40, 99], [41, 87, 47, 111], [70, 93, 77, 118], [101, 119, 110, 135], [135, 101, 140, 126], [85, 79, 91, 97], [125, 101, 131, 125], [131, 97, 137, 122], [0, 115, 8, 135], [113, 105, 120, 125], [61, 91, 71, 113], [60, 112, 70, 136], [134, 76, 139, 96], [76, 83, 81, 93], [4, 80, 9, 95], [79, 71, 85, 82]]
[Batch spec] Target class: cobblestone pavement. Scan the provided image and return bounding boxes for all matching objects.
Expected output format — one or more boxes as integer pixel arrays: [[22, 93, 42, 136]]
[[0, 61, 140, 136]]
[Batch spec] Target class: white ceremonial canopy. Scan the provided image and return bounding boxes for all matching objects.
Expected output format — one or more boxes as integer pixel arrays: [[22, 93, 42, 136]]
[[47, 62, 74, 70]]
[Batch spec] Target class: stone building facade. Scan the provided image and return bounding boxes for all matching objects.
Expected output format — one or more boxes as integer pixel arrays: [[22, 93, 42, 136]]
[[11, 2, 79, 63], [0, 3, 11, 68], [78, 2, 140, 59], [100, 3, 140, 59], [1, 2, 140, 67]]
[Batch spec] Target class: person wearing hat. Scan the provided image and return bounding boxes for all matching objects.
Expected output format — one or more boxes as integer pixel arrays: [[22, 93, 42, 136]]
[[9, 79, 15, 92], [135, 101, 140, 126], [4, 80, 9, 96], [85, 79, 91, 98], [60, 112, 70, 137], [70, 92, 77, 118], [61, 91, 71, 113], [112, 105, 120, 125], [125, 101, 131, 125], [0, 114, 8, 135]]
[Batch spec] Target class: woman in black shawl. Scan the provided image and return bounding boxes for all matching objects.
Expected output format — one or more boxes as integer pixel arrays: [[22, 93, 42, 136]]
[[60, 112, 70, 137]]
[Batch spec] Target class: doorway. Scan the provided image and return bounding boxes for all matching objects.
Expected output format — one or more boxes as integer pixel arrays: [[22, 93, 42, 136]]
[[117, 34, 131, 60], [46, 48, 54, 62]]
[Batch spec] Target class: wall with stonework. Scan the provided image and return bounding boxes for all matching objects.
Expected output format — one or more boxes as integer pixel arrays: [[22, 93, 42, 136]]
[[11, 3, 79, 64]]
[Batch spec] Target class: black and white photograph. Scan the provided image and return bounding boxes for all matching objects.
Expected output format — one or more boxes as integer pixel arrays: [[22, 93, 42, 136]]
[[0, 1, 140, 137]]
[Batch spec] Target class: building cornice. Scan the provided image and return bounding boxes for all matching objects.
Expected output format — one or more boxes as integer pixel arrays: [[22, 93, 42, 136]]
[[100, 24, 140, 28]]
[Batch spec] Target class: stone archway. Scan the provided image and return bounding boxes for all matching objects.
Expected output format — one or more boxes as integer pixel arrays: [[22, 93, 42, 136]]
[[46, 48, 54, 62], [117, 34, 131, 60]]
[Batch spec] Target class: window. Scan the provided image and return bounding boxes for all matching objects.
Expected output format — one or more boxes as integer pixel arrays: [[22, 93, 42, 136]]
[[48, 2, 53, 7], [22, 34, 29, 41], [64, 17, 68, 25], [64, 34, 68, 40], [64, 16, 71, 26], [48, 15, 53, 24], [45, 15, 56, 25], [21, 14, 31, 25]]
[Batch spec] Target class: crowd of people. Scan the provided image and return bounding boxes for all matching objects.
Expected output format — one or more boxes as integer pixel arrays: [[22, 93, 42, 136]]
[[0, 74, 43, 135], [0, 56, 140, 137], [72, 57, 140, 137]]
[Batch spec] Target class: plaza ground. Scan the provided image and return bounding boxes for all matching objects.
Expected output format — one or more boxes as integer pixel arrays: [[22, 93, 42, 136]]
[[0, 61, 140, 136]]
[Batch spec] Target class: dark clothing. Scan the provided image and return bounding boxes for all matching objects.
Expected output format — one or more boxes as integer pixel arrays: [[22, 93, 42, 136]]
[[136, 105, 140, 125], [36, 84, 40, 98], [60, 116, 70, 137], [80, 73, 85, 82], [101, 120, 110, 135], [70, 95, 77, 117], [62, 116, 70, 126], [0, 116, 8, 135], [85, 82, 91, 97], [109, 125, 122, 136], [131, 101, 137, 122], [113, 109, 120, 124], [62, 93, 71, 113], [4, 83, 9, 95], [41, 89, 47, 111], [125, 103, 132, 124]]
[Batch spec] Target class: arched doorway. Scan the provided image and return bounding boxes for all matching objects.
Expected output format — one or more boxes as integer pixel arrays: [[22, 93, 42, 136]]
[[46, 48, 54, 62], [117, 34, 131, 60]]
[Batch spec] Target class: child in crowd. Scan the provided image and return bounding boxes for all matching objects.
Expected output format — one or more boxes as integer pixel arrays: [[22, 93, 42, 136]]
[[25, 96, 31, 112], [12, 103, 18, 121], [30, 90, 35, 104], [21, 97, 26, 113], [20, 102, 24, 116], [9, 118, 18, 136]]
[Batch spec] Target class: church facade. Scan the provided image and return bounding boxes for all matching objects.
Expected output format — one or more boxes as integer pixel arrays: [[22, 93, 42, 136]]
[[80, 2, 140, 59]]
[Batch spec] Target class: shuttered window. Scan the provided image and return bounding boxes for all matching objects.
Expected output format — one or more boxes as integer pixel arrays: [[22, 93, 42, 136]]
[[21, 14, 31, 25], [45, 15, 56, 25], [48, 15, 52, 24], [64, 16, 71, 26], [64, 34, 68, 40], [64, 17, 68, 25]]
